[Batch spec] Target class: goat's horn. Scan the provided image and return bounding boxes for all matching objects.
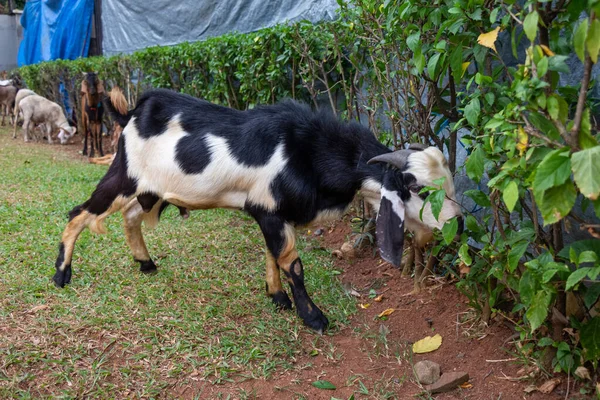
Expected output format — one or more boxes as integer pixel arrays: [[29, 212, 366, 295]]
[[367, 149, 416, 170]]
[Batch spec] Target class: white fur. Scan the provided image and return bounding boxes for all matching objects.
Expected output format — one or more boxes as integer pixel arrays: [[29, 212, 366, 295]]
[[380, 186, 405, 224], [124, 115, 288, 211], [16, 94, 75, 143]]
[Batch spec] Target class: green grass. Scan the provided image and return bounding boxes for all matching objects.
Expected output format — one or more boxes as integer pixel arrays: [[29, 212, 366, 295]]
[[0, 128, 356, 398]]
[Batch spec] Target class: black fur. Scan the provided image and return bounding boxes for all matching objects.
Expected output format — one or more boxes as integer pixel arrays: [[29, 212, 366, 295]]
[[136, 258, 158, 273], [268, 286, 293, 310], [137, 193, 159, 213], [52, 243, 71, 287]]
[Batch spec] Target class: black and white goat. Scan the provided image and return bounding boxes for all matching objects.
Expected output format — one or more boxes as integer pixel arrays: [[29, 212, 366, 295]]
[[53, 89, 462, 333]]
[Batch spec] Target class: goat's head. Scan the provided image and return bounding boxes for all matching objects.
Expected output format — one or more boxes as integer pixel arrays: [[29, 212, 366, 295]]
[[81, 72, 104, 100], [58, 125, 76, 144], [368, 146, 462, 266]]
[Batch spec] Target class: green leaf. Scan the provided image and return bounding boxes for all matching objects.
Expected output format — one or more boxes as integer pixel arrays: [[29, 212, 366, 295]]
[[595, 198, 600, 218], [459, 243, 472, 266], [571, 146, 600, 200], [427, 52, 442, 80], [547, 95, 559, 120], [573, 18, 588, 62], [442, 218, 459, 245], [580, 317, 600, 367], [586, 18, 600, 63], [312, 380, 336, 390], [490, 7, 499, 23], [407, 32, 421, 52], [450, 44, 463, 82], [523, 11, 539, 43], [536, 180, 577, 225], [547, 55, 570, 73], [536, 56, 548, 77], [584, 283, 600, 309], [508, 241, 529, 273], [528, 111, 560, 141], [464, 189, 491, 206], [579, 108, 598, 149], [566, 267, 592, 291], [503, 180, 519, 212], [464, 98, 481, 127], [526, 290, 550, 332], [533, 149, 571, 195], [426, 189, 446, 221]]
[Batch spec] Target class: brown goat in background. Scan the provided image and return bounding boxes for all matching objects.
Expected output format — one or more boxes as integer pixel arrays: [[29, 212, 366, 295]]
[[81, 73, 105, 157]]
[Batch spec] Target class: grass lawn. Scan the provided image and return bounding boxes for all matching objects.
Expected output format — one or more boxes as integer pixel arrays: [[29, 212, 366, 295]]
[[0, 128, 356, 398]]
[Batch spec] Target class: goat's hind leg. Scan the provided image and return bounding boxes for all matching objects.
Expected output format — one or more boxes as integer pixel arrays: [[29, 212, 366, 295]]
[[54, 179, 136, 287], [122, 199, 159, 273]]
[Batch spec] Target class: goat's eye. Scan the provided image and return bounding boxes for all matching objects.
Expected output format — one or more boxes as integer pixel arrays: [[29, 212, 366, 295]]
[[410, 185, 429, 200]]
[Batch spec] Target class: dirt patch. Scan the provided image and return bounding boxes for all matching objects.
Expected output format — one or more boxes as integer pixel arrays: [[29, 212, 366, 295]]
[[178, 223, 565, 399]]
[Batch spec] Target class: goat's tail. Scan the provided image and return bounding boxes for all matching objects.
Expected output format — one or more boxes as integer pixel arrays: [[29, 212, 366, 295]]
[[104, 86, 130, 127]]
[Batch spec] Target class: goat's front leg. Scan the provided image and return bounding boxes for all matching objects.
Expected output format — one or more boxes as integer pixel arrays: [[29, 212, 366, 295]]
[[45, 123, 53, 144], [265, 250, 292, 310], [96, 124, 104, 157], [253, 212, 328, 333]]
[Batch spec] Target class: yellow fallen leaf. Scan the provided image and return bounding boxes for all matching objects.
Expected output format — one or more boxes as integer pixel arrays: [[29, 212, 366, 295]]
[[540, 44, 555, 56], [374, 294, 384, 302], [359, 303, 370, 309], [377, 308, 395, 318], [477, 27, 500, 52], [460, 382, 473, 389], [412, 334, 442, 354]]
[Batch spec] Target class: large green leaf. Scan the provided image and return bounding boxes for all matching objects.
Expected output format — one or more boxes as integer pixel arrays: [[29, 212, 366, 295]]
[[584, 283, 600, 309], [442, 217, 459, 245], [526, 290, 550, 333], [536, 180, 577, 225], [450, 44, 463, 82], [580, 317, 600, 367], [459, 243, 472, 266], [503, 180, 519, 212], [574, 19, 588, 63], [533, 149, 571, 195], [578, 108, 598, 149], [508, 241, 529, 273], [528, 111, 560, 141], [586, 18, 600, 63], [464, 98, 481, 127], [466, 147, 484, 182], [566, 267, 592, 291], [523, 11, 539, 43], [571, 146, 600, 200], [558, 239, 600, 260]]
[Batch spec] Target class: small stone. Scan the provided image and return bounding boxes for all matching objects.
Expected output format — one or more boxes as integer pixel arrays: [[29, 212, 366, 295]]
[[313, 228, 324, 236], [424, 371, 469, 394], [414, 360, 441, 385], [340, 242, 355, 259]]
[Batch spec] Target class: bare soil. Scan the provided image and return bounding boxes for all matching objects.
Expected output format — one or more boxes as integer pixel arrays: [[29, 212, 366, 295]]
[[20, 133, 575, 399]]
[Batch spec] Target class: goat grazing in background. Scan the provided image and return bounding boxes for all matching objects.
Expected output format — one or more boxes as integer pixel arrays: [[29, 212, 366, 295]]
[[16, 94, 76, 144], [81, 73, 105, 157], [12, 89, 36, 137], [0, 84, 18, 126], [53, 89, 462, 333]]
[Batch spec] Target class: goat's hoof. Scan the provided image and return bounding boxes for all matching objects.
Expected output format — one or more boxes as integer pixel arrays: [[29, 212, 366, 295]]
[[302, 308, 329, 334], [52, 265, 72, 288], [137, 259, 158, 274], [271, 291, 293, 310]]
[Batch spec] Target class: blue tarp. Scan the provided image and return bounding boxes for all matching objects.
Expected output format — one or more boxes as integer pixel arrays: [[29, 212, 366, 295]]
[[18, 0, 94, 67]]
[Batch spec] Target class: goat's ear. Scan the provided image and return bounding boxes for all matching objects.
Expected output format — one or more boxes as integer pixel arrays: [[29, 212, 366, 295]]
[[97, 80, 105, 94], [375, 170, 406, 267], [81, 80, 88, 95]]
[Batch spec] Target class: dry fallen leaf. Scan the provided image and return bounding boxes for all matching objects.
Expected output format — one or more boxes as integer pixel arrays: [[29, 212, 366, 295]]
[[523, 385, 537, 394], [374, 294, 384, 302], [477, 27, 500, 52], [377, 308, 395, 318], [359, 303, 370, 309], [574, 366, 591, 380], [412, 334, 443, 354], [459, 382, 473, 389], [28, 304, 49, 313], [538, 378, 561, 394]]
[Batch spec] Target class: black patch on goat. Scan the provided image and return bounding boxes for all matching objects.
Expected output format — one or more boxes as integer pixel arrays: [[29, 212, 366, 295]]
[[282, 258, 329, 332], [135, 258, 158, 273], [53, 243, 71, 287], [137, 193, 159, 213], [68, 204, 84, 221], [85, 134, 137, 216], [175, 135, 212, 174], [267, 284, 293, 310]]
